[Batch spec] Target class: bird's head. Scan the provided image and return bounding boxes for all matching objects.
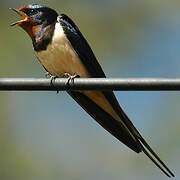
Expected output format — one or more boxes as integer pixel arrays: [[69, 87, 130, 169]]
[[10, 4, 58, 40]]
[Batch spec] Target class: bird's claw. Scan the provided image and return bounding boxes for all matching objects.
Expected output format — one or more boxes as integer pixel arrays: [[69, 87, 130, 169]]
[[50, 75, 57, 84], [63, 73, 80, 86], [45, 72, 57, 84], [49, 75, 59, 93], [45, 72, 59, 93]]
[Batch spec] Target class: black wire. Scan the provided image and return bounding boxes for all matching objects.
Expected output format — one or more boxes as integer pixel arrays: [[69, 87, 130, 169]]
[[1, 78, 180, 91]]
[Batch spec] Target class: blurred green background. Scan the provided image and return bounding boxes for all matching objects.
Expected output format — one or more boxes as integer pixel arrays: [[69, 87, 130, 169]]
[[0, 0, 180, 179]]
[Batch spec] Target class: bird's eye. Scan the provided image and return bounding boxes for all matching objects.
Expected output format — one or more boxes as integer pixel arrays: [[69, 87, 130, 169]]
[[22, 8, 36, 16], [28, 9, 36, 15]]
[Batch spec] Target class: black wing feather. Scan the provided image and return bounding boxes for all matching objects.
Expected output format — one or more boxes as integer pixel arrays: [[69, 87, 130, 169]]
[[59, 14, 105, 78]]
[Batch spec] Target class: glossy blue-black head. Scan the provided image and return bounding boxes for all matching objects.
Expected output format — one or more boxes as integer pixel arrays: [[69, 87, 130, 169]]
[[11, 4, 58, 39], [20, 4, 58, 26], [11, 4, 58, 26]]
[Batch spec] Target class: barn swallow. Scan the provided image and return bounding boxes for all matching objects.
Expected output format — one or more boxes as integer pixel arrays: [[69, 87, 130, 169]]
[[11, 4, 174, 177]]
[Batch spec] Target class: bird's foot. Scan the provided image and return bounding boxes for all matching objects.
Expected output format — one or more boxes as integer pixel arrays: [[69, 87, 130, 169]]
[[50, 75, 57, 84], [45, 72, 57, 83], [45, 72, 59, 93], [50, 75, 59, 93], [63, 73, 80, 86]]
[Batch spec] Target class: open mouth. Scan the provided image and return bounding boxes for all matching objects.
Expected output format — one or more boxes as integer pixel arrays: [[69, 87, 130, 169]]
[[10, 8, 28, 26]]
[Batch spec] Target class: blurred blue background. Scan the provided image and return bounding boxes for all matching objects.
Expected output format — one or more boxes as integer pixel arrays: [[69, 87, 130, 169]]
[[0, 0, 179, 179]]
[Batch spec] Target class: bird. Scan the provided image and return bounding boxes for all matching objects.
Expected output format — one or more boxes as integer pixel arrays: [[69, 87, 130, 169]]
[[10, 4, 174, 177]]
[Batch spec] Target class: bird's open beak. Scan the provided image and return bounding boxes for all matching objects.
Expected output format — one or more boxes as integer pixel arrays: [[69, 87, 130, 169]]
[[10, 8, 29, 26]]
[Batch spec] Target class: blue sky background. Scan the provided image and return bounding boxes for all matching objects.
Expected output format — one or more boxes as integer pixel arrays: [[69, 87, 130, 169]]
[[0, 0, 180, 179]]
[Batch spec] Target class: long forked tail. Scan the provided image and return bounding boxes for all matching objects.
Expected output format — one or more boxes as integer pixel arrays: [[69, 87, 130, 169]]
[[120, 111, 175, 177], [68, 90, 174, 177], [112, 98, 175, 177], [137, 135, 175, 177]]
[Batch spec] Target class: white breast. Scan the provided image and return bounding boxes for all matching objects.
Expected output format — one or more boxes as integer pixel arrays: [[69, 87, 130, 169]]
[[35, 21, 90, 78]]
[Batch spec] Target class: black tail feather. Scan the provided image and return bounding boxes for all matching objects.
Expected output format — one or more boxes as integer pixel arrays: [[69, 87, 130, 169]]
[[138, 136, 175, 177]]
